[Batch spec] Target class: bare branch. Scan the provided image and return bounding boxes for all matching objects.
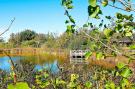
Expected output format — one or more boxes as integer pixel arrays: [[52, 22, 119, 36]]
[[0, 18, 16, 83], [0, 18, 15, 37]]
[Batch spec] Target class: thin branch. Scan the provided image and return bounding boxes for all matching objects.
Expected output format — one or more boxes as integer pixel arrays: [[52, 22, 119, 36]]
[[0, 18, 15, 37], [3, 50, 17, 83], [98, 0, 135, 12], [0, 18, 16, 83], [80, 28, 122, 55], [62, 0, 135, 60], [118, 0, 128, 7], [81, 28, 135, 60]]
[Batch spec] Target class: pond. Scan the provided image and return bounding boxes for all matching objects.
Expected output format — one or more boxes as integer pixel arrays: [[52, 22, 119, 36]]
[[0, 56, 59, 73]]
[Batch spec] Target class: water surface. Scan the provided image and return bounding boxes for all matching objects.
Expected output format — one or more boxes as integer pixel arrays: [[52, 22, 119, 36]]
[[0, 56, 59, 73]]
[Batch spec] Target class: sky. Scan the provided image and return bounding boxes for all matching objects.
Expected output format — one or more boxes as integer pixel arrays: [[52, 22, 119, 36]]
[[0, 0, 134, 41]]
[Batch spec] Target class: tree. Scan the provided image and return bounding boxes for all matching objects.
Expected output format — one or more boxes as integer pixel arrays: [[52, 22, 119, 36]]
[[19, 29, 36, 42], [61, 0, 135, 88], [8, 29, 37, 47]]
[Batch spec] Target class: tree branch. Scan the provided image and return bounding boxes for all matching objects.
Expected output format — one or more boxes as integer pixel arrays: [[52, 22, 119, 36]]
[[0, 18, 15, 37], [80, 28, 135, 60], [98, 0, 135, 12]]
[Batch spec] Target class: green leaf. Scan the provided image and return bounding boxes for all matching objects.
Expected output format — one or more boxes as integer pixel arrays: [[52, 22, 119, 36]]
[[89, 0, 97, 7], [62, 0, 73, 9], [124, 27, 133, 37], [115, 24, 122, 32], [99, 20, 103, 27], [120, 78, 130, 88], [96, 52, 104, 60], [71, 74, 79, 82], [90, 43, 97, 51], [103, 28, 113, 38], [128, 14, 133, 21], [56, 78, 66, 85], [117, 62, 126, 69], [67, 5, 74, 9], [102, 0, 108, 7], [121, 67, 132, 78], [42, 81, 50, 88], [85, 81, 92, 88], [68, 82, 77, 88], [61, 0, 66, 6], [105, 16, 111, 19], [7, 82, 30, 89], [125, 31, 132, 36], [65, 20, 69, 24], [44, 73, 49, 78], [66, 25, 75, 35], [112, 0, 116, 4], [85, 51, 92, 60], [88, 5, 101, 18], [116, 13, 123, 20], [83, 24, 88, 27], [129, 45, 135, 50], [69, 16, 75, 24], [105, 81, 115, 89], [116, 86, 121, 89]]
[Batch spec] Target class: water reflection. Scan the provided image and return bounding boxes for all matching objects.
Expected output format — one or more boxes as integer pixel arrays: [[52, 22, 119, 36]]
[[0, 56, 59, 73], [35, 60, 59, 74], [0, 56, 21, 71]]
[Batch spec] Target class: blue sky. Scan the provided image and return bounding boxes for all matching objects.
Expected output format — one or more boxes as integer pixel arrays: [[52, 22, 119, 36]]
[[0, 0, 134, 40]]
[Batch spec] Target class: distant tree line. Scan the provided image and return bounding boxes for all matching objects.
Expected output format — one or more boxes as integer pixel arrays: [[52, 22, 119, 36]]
[[0, 28, 134, 50]]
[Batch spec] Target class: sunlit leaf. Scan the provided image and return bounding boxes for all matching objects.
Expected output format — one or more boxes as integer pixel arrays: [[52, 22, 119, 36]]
[[85, 51, 92, 60], [120, 67, 132, 78], [71, 74, 79, 82], [103, 28, 113, 38], [89, 0, 97, 7], [66, 25, 75, 35], [7, 82, 30, 89], [102, 0, 108, 7], [120, 78, 130, 88], [117, 62, 126, 69], [88, 5, 101, 18], [85, 81, 92, 88], [96, 52, 104, 60], [105, 81, 115, 89], [129, 44, 135, 49]]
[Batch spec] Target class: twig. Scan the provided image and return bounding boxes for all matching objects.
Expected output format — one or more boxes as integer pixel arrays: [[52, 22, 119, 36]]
[[0, 18, 15, 37], [0, 18, 16, 83], [80, 28, 135, 60], [3, 50, 17, 83], [80, 28, 122, 55], [98, 0, 135, 12]]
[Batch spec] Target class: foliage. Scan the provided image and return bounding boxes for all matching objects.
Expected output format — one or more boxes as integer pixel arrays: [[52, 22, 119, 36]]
[[0, 0, 135, 89], [19, 29, 36, 42], [129, 44, 135, 50], [7, 82, 30, 89], [61, 0, 135, 88]]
